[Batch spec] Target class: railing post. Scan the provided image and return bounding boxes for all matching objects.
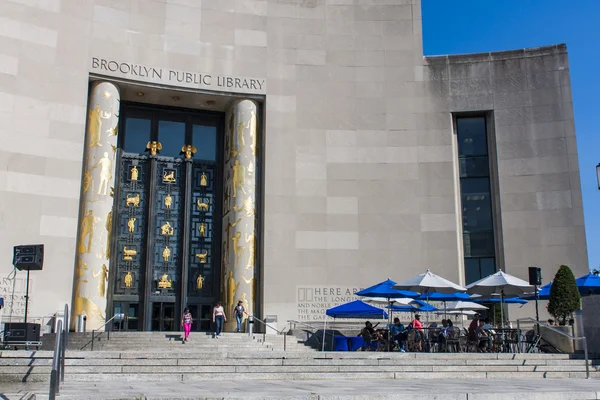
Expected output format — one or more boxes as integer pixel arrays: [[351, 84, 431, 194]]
[[49, 320, 62, 400], [91, 330, 95, 351], [284, 330, 287, 352], [583, 338, 590, 379], [60, 304, 68, 382]]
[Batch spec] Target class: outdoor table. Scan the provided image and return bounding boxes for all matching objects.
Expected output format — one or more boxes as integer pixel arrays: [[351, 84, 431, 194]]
[[333, 335, 349, 351], [348, 336, 364, 351]]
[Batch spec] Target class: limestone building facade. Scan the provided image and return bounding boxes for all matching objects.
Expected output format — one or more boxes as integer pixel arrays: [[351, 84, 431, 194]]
[[0, 0, 587, 331]]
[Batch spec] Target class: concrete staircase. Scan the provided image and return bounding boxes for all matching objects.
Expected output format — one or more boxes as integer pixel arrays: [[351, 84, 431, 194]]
[[1, 332, 598, 383]]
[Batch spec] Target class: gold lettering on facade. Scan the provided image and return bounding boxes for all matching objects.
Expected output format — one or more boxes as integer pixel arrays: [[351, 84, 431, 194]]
[[146, 141, 162, 156], [92, 264, 109, 298], [164, 194, 173, 209], [128, 217, 136, 233], [161, 221, 174, 236], [123, 246, 137, 260], [181, 144, 197, 159], [78, 209, 100, 254], [162, 246, 171, 262], [131, 166, 139, 181], [163, 170, 176, 183], [196, 274, 205, 290], [126, 194, 140, 207], [88, 104, 111, 147], [195, 251, 207, 263], [90, 152, 113, 196], [200, 172, 208, 187], [124, 271, 133, 288], [232, 159, 246, 198], [158, 274, 172, 289], [197, 199, 209, 211]]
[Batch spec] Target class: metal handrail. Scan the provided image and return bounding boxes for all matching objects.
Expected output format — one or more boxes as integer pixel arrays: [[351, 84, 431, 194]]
[[287, 319, 339, 351], [249, 316, 289, 350], [49, 304, 68, 400], [90, 315, 118, 351], [517, 317, 590, 379]]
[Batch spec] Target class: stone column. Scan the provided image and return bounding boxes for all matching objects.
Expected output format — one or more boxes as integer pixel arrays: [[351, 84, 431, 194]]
[[222, 100, 258, 331], [71, 81, 120, 331]]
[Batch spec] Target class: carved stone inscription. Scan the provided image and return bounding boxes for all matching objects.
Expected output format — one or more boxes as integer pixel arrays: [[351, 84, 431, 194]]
[[296, 286, 363, 321]]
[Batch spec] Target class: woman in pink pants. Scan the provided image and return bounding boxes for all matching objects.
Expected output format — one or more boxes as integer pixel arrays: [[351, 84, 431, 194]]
[[181, 308, 193, 343]]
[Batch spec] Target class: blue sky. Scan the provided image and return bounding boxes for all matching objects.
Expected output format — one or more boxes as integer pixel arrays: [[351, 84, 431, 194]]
[[421, 0, 600, 273]]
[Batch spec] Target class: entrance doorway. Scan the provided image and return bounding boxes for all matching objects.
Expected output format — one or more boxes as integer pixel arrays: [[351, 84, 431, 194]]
[[151, 302, 176, 331], [112, 302, 140, 331]]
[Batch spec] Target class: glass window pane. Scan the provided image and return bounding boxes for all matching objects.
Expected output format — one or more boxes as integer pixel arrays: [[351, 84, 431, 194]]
[[461, 178, 493, 232], [465, 258, 481, 285], [464, 232, 495, 257], [158, 120, 186, 158], [457, 117, 488, 157], [193, 125, 217, 161], [124, 118, 151, 154], [480, 258, 496, 278], [459, 156, 490, 178]]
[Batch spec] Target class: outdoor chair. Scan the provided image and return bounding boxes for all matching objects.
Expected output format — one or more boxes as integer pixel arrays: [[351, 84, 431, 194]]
[[445, 329, 461, 353], [406, 329, 421, 352]]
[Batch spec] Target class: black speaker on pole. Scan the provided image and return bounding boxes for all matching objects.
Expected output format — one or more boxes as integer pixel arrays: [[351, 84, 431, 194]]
[[13, 244, 44, 271], [528, 266, 542, 286]]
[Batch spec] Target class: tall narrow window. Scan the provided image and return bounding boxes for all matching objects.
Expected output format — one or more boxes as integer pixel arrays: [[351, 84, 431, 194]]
[[456, 116, 497, 284]]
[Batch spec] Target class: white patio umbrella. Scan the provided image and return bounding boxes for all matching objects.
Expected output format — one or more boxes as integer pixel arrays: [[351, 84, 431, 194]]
[[362, 297, 414, 306], [445, 301, 488, 311], [466, 270, 534, 326], [393, 270, 467, 321]]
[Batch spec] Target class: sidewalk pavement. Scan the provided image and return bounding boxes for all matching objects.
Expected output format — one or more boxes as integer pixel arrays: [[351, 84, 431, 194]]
[[1, 378, 600, 400]]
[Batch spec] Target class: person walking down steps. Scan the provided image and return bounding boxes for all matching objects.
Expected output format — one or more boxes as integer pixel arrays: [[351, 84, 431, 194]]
[[234, 300, 248, 333], [213, 301, 226, 338], [181, 307, 193, 343]]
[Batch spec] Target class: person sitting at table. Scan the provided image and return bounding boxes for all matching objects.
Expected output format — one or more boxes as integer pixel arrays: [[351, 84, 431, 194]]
[[476, 319, 491, 352], [359, 321, 379, 351], [438, 319, 449, 351], [390, 317, 406, 352]]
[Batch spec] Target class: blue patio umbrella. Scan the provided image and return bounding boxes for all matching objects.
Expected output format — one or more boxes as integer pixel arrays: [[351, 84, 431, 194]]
[[356, 279, 420, 299], [326, 300, 389, 319], [475, 297, 528, 305], [388, 300, 438, 313], [575, 273, 600, 296], [418, 292, 471, 301]]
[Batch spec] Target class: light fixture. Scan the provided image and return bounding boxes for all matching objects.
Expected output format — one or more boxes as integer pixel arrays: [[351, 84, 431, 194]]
[[172, 96, 180, 101], [206, 100, 216, 106], [136, 92, 144, 97]]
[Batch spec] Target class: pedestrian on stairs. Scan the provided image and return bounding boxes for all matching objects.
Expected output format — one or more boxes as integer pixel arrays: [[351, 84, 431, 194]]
[[181, 307, 193, 343], [234, 300, 248, 332], [213, 301, 226, 338]]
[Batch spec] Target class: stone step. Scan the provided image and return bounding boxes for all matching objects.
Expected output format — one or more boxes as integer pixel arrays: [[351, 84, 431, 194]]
[[2, 370, 599, 383]]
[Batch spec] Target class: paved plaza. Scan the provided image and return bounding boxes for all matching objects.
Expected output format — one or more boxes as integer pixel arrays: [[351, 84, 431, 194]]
[[2, 378, 600, 400]]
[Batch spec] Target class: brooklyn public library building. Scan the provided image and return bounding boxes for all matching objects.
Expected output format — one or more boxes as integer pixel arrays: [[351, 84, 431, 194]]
[[0, 0, 588, 332]]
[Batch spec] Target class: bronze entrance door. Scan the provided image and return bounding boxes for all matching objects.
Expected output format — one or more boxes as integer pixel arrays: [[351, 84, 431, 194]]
[[107, 103, 224, 331]]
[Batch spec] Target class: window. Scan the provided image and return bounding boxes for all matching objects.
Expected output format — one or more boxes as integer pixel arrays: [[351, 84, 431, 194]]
[[158, 120, 186, 158], [124, 118, 151, 154], [456, 116, 497, 284], [193, 125, 217, 161]]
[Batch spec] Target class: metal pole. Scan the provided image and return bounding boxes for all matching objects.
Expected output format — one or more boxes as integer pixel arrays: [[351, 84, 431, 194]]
[[61, 304, 68, 382], [284, 331, 287, 352], [91, 330, 95, 351], [534, 284, 540, 323], [49, 320, 62, 399], [583, 338, 590, 379], [24, 269, 30, 324]]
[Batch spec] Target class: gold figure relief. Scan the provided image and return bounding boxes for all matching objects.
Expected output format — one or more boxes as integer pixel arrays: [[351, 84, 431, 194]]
[[241, 275, 256, 303], [126, 194, 140, 207], [164, 194, 173, 209], [233, 196, 255, 217], [78, 209, 100, 254], [123, 246, 137, 261], [226, 271, 240, 313], [197, 199, 209, 212], [107, 125, 118, 137], [163, 170, 176, 183], [248, 161, 255, 175], [231, 159, 246, 198], [229, 112, 237, 158], [131, 166, 139, 181], [76, 260, 88, 278], [90, 152, 113, 196], [124, 271, 133, 288], [245, 231, 256, 270], [127, 217, 136, 233], [82, 170, 92, 194], [196, 274, 205, 290], [235, 121, 246, 153], [240, 293, 249, 313], [161, 221, 174, 236], [162, 246, 171, 262], [92, 264, 109, 298], [200, 172, 208, 187], [146, 141, 162, 156], [249, 110, 257, 156], [198, 223, 207, 237], [158, 273, 172, 289], [181, 144, 197, 159], [73, 279, 105, 321], [88, 104, 111, 147], [105, 210, 113, 260], [195, 251, 208, 264], [231, 231, 245, 268]]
